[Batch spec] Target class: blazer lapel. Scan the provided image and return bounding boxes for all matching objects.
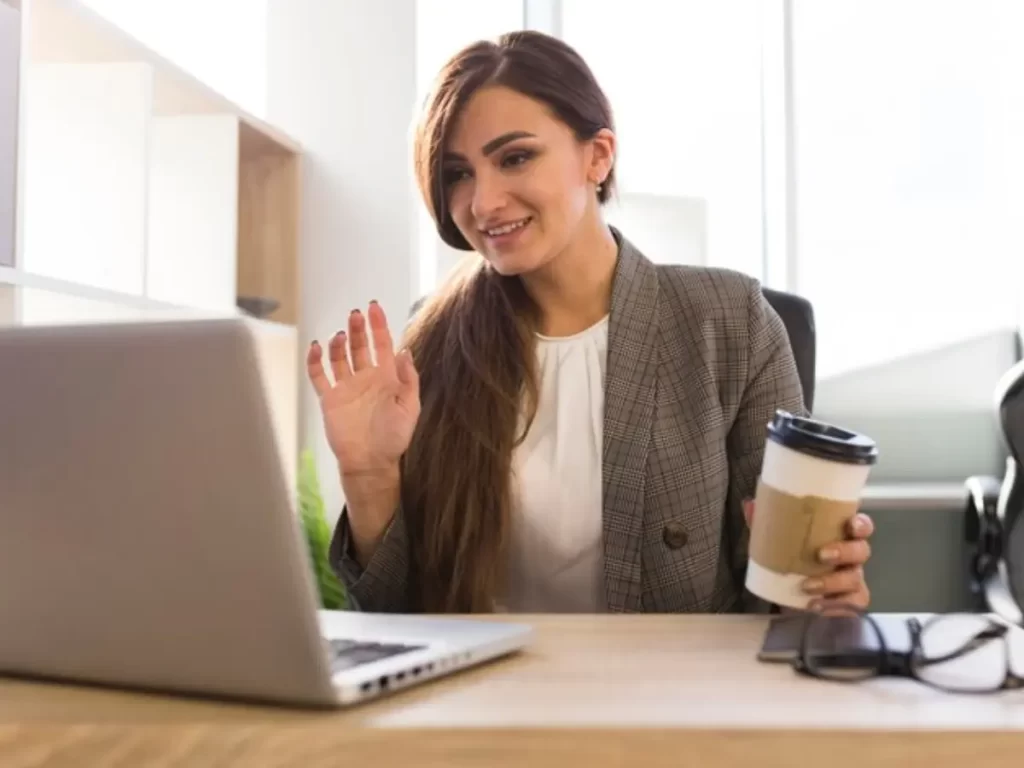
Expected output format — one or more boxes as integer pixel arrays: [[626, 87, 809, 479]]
[[602, 232, 660, 613]]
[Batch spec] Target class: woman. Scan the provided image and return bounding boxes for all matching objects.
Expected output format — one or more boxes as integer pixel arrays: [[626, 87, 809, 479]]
[[306, 30, 874, 614]]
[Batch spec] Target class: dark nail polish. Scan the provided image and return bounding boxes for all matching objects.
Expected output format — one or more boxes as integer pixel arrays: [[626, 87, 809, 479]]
[[350, 308, 361, 316], [369, 299, 379, 306], [309, 340, 319, 349]]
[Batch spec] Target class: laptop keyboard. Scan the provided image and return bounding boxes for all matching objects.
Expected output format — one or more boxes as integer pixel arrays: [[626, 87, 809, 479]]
[[328, 638, 425, 671]]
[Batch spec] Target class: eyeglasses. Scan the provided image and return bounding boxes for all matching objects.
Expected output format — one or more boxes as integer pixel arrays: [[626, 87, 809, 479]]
[[792, 601, 1024, 694]]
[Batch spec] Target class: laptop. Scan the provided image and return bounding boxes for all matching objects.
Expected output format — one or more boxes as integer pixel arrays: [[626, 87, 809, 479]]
[[0, 317, 532, 708]]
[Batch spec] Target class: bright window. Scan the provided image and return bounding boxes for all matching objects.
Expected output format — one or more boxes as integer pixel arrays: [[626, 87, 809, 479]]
[[560, 0, 765, 278], [792, 0, 1024, 379]]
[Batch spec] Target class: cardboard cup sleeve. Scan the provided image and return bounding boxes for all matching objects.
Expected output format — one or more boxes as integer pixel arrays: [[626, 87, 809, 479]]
[[749, 479, 859, 578]]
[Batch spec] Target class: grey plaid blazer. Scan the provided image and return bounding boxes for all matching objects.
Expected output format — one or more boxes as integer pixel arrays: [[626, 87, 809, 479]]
[[328, 232, 807, 614]]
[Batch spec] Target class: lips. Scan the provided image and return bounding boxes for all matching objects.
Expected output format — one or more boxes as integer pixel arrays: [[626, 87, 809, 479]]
[[482, 217, 531, 237]]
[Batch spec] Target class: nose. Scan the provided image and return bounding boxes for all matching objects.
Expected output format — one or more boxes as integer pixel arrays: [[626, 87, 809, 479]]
[[470, 168, 508, 223]]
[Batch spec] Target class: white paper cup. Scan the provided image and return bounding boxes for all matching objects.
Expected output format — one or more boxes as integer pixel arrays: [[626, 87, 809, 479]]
[[745, 410, 878, 609]]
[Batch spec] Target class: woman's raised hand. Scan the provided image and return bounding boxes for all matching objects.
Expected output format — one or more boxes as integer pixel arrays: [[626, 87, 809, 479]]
[[307, 301, 420, 476]]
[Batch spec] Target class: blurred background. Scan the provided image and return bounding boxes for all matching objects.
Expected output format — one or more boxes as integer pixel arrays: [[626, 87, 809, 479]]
[[2, 0, 1022, 611]]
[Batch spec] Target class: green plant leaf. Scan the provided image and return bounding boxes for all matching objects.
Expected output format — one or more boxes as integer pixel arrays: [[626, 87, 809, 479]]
[[297, 449, 347, 610]]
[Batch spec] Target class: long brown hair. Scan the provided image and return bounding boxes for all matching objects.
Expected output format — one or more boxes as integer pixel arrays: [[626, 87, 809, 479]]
[[400, 30, 616, 612]]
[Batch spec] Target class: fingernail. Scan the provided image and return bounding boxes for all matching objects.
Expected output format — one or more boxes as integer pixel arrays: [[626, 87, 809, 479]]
[[309, 340, 319, 348], [802, 578, 824, 593], [819, 547, 838, 562], [369, 299, 379, 306], [350, 308, 361, 316]]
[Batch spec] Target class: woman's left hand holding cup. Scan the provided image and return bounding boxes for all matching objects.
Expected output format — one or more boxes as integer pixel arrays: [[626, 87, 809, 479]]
[[743, 500, 875, 610]]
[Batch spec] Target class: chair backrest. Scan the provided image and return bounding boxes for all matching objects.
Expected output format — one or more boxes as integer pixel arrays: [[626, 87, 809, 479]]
[[997, 358, 1024, 613], [761, 287, 817, 413], [964, 353, 1024, 623]]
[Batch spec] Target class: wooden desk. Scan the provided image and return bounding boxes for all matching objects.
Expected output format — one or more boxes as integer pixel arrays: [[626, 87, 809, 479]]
[[2, 615, 1023, 767]]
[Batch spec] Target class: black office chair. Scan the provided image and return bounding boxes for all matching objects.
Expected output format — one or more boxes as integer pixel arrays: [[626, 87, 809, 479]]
[[762, 287, 817, 413], [410, 287, 818, 412], [964, 355, 1024, 625]]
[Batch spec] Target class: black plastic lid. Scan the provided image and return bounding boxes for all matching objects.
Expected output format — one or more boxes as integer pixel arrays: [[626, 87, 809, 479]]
[[766, 410, 878, 466]]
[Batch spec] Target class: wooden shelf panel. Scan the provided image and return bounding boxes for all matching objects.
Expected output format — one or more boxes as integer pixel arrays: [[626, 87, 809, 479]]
[[237, 151, 300, 327], [0, 267, 226, 316], [0, 276, 215, 329]]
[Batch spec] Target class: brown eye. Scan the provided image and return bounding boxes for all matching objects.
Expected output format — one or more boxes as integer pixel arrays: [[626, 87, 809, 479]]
[[502, 150, 535, 168], [442, 167, 471, 186]]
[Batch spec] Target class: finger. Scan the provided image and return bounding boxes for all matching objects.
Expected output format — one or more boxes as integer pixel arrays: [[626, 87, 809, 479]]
[[328, 330, 350, 382], [367, 301, 395, 373], [396, 348, 420, 405], [348, 309, 372, 371], [843, 587, 871, 610], [846, 513, 874, 539], [812, 585, 871, 611], [818, 539, 871, 567], [742, 499, 754, 528], [803, 566, 864, 597], [306, 341, 331, 398]]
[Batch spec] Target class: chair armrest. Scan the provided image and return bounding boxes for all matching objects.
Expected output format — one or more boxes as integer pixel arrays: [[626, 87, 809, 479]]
[[964, 472, 1023, 624], [964, 475, 1005, 582]]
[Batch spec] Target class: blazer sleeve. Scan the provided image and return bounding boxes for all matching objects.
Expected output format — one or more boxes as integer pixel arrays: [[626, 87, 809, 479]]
[[725, 280, 808, 613], [327, 504, 413, 612]]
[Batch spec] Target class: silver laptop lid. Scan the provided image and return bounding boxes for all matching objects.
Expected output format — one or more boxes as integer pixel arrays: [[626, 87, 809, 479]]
[[0, 318, 338, 706]]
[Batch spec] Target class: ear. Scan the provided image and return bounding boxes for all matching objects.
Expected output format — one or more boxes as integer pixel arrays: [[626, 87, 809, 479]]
[[586, 128, 616, 188]]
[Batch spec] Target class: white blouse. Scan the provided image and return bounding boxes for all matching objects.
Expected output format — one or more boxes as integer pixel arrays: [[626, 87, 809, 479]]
[[501, 316, 609, 613]]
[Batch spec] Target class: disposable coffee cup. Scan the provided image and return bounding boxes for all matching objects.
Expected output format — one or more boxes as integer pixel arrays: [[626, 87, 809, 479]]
[[745, 410, 879, 610]]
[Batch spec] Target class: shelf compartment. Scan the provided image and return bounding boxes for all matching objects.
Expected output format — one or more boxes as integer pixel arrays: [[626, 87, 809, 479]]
[[20, 0, 302, 326]]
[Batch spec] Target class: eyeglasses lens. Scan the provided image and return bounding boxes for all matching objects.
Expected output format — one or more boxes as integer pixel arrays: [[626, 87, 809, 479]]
[[803, 605, 884, 681], [912, 614, 1011, 693]]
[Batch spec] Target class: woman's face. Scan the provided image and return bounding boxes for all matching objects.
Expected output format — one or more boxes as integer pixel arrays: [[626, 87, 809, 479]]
[[442, 85, 614, 276]]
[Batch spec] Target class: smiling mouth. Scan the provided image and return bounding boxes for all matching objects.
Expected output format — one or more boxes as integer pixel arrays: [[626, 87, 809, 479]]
[[483, 217, 531, 238]]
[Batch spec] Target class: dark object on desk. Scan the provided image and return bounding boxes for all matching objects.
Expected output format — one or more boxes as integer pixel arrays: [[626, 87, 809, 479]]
[[409, 286, 818, 413], [760, 606, 1024, 693], [964, 354, 1024, 626], [237, 295, 280, 319], [758, 610, 913, 664]]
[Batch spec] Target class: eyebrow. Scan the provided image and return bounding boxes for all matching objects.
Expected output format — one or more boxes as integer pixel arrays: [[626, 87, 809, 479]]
[[443, 130, 537, 162]]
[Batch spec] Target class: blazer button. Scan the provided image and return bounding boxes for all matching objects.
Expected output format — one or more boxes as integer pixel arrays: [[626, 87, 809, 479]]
[[663, 522, 689, 550]]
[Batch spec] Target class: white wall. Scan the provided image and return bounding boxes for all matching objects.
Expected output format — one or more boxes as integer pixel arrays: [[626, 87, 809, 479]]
[[0, 284, 14, 324], [265, 0, 418, 517]]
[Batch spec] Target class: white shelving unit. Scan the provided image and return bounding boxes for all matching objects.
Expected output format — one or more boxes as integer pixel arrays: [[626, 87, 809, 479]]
[[0, 0, 18, 269], [1, 0, 303, 489]]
